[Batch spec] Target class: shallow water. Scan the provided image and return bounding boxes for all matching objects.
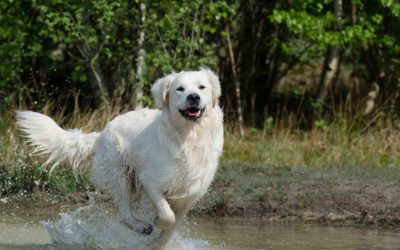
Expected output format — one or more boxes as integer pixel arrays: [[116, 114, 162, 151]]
[[1, 205, 400, 250]]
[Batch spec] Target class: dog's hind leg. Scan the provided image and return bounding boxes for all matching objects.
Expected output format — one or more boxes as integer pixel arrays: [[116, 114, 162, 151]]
[[113, 173, 153, 235], [91, 133, 153, 234]]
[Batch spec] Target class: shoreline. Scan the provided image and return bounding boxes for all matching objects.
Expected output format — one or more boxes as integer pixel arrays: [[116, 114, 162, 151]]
[[1, 194, 400, 230], [1, 163, 400, 230], [0, 164, 400, 230]]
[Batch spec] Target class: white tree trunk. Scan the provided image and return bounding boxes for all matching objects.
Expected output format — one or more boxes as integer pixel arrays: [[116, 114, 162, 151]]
[[316, 0, 342, 101], [135, 2, 146, 108]]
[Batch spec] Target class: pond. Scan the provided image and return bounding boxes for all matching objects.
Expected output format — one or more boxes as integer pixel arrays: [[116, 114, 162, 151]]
[[0, 205, 399, 250]]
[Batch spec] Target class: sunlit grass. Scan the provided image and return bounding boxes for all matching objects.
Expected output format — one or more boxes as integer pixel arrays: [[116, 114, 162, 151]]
[[223, 119, 400, 169], [0, 102, 399, 197]]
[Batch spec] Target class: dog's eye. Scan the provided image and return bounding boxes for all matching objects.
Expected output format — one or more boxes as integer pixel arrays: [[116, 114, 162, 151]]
[[176, 87, 185, 92], [199, 85, 206, 90]]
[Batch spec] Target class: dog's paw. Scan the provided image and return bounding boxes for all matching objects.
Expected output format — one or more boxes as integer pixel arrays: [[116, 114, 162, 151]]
[[141, 224, 153, 235], [120, 218, 153, 235]]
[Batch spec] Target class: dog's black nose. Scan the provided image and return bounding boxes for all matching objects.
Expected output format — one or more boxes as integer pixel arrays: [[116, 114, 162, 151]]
[[187, 93, 200, 105]]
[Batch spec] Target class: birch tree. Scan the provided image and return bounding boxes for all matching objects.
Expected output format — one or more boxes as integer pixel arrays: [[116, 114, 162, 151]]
[[134, 2, 146, 108], [316, 0, 343, 102]]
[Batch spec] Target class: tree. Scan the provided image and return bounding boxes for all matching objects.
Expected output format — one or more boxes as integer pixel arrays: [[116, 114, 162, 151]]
[[226, 24, 244, 135], [133, 1, 146, 108], [0, 0, 399, 128], [316, 0, 343, 102]]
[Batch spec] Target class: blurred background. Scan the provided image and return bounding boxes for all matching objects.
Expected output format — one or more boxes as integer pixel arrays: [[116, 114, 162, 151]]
[[1, 0, 399, 126], [0, 0, 400, 228]]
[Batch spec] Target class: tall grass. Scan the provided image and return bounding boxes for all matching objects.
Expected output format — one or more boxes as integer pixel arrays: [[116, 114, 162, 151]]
[[0, 102, 399, 197], [223, 122, 400, 169]]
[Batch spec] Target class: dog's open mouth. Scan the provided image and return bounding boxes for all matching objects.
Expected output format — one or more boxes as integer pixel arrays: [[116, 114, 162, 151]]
[[179, 107, 205, 121]]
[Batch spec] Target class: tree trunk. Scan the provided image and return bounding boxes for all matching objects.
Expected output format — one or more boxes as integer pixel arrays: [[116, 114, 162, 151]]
[[226, 24, 244, 136], [134, 2, 146, 108], [316, 46, 340, 101], [80, 8, 108, 106], [88, 47, 108, 105], [316, 0, 342, 101], [251, 93, 256, 125], [351, 1, 357, 24]]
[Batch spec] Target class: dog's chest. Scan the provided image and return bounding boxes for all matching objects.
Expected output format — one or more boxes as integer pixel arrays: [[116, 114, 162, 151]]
[[164, 141, 217, 199]]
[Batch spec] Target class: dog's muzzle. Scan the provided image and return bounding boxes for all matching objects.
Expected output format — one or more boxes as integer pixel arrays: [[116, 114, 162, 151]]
[[179, 94, 205, 121]]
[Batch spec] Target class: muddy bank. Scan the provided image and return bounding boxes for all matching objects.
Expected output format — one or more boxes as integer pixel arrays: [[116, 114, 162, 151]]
[[1, 162, 400, 229], [192, 162, 400, 229]]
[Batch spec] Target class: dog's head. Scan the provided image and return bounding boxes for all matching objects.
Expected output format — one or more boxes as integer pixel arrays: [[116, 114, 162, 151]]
[[151, 69, 221, 122]]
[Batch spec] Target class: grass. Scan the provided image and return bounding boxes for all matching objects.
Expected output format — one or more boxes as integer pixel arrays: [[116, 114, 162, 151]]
[[0, 109, 98, 197], [223, 119, 400, 169], [0, 103, 399, 198]]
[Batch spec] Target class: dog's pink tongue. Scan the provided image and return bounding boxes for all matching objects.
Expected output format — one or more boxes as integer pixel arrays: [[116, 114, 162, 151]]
[[187, 109, 200, 116]]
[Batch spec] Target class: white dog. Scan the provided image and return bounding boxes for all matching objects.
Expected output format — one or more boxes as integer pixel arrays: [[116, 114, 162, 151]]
[[16, 69, 224, 248]]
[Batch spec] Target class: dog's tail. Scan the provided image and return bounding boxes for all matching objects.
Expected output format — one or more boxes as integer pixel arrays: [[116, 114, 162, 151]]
[[16, 111, 100, 175]]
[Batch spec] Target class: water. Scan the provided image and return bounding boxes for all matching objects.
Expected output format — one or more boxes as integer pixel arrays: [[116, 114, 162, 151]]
[[1, 204, 400, 250], [189, 219, 400, 250]]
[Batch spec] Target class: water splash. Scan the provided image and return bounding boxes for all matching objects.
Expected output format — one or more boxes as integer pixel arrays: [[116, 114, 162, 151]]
[[41, 202, 213, 250]]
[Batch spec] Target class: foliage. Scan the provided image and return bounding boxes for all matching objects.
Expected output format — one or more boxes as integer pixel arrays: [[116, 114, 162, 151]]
[[0, 0, 399, 123], [0, 0, 233, 108], [269, 0, 400, 97]]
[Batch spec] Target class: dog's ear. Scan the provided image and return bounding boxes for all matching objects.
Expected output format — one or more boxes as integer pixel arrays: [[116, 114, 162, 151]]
[[202, 69, 221, 107], [151, 73, 177, 109]]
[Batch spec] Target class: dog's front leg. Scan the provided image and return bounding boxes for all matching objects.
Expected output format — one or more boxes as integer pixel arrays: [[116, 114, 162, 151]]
[[150, 196, 197, 250], [143, 184, 176, 230]]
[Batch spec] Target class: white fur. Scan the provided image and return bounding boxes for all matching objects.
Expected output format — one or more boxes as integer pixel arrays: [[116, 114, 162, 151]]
[[17, 69, 224, 249], [16, 111, 99, 175]]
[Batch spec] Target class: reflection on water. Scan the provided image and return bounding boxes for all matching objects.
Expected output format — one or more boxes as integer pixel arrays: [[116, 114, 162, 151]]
[[1, 205, 400, 250], [188, 218, 400, 250]]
